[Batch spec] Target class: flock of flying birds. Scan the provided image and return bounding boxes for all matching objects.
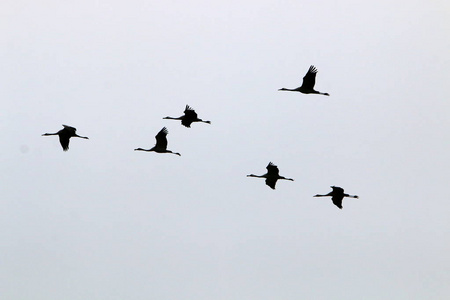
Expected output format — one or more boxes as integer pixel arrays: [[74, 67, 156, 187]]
[[41, 65, 359, 209]]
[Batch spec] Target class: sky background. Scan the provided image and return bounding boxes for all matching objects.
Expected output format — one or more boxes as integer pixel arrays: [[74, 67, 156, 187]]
[[1, 0, 450, 299]]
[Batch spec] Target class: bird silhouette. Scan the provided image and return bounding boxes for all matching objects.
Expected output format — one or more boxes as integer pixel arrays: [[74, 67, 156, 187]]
[[247, 162, 294, 189], [278, 65, 330, 96], [42, 125, 89, 151], [163, 105, 211, 128], [314, 186, 358, 209], [134, 127, 181, 156]]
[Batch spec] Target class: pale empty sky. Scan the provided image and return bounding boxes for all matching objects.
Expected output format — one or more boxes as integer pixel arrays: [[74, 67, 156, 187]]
[[2, 0, 450, 299]]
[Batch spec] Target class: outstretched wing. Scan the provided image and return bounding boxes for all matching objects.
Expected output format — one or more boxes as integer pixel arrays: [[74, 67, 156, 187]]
[[301, 65, 317, 90], [181, 118, 193, 128], [59, 134, 70, 151], [62, 124, 76, 131], [265, 178, 277, 190], [59, 125, 77, 151], [154, 127, 168, 149], [332, 194, 344, 209], [62, 124, 77, 135], [184, 105, 198, 118], [331, 186, 344, 194], [181, 105, 197, 127], [266, 162, 280, 176]]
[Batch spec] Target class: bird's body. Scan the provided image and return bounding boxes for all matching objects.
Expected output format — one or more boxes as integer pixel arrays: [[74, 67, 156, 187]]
[[134, 127, 181, 156], [314, 186, 358, 209], [163, 105, 211, 128], [279, 65, 329, 96], [247, 162, 294, 189], [42, 125, 88, 151]]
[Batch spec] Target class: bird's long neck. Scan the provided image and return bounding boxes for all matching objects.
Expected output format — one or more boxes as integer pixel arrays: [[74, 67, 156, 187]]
[[247, 174, 265, 178], [314, 193, 332, 197], [278, 88, 299, 92], [42, 132, 58, 136], [163, 116, 183, 120], [134, 148, 152, 152], [279, 176, 294, 181]]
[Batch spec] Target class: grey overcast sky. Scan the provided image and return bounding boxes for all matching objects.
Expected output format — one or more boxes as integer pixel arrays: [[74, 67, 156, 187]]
[[2, 0, 450, 299]]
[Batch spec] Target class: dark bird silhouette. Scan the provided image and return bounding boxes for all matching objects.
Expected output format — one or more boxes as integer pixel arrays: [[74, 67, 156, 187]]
[[42, 125, 89, 151], [278, 65, 329, 96], [247, 162, 294, 189], [134, 127, 181, 156], [314, 186, 358, 209], [163, 105, 211, 128]]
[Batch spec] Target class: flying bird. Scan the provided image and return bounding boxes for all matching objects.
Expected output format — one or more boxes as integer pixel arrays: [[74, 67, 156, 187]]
[[314, 186, 358, 209], [278, 65, 330, 96], [163, 105, 211, 128], [42, 125, 89, 151], [247, 162, 294, 189], [134, 127, 181, 156]]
